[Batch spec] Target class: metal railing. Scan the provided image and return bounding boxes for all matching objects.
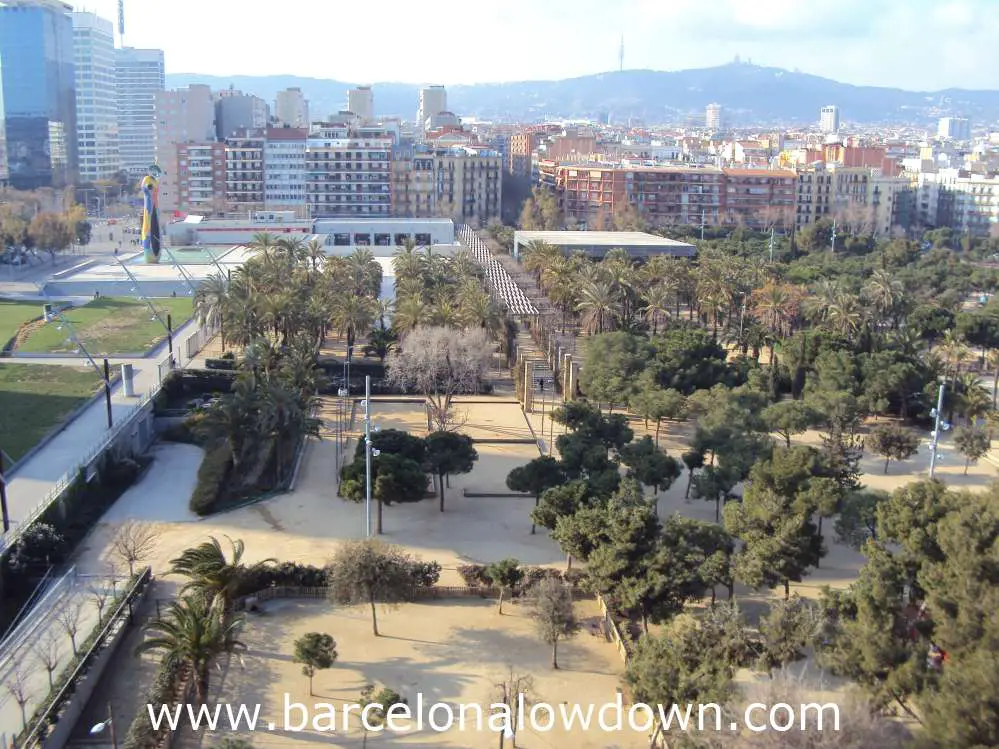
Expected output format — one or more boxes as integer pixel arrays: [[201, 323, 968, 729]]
[[0, 389, 157, 554], [18, 567, 153, 749], [1, 321, 220, 556]]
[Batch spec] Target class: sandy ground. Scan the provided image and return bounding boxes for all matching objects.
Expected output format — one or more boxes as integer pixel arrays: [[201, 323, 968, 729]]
[[62, 396, 998, 745], [198, 598, 644, 749]]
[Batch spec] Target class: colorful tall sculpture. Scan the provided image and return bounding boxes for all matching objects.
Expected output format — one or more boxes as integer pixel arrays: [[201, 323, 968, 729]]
[[140, 164, 163, 264]]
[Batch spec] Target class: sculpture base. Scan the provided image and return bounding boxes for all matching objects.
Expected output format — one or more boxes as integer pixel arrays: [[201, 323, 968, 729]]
[[143, 250, 161, 264]]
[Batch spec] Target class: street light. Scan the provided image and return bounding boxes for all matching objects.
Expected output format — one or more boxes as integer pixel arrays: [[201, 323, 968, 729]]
[[928, 382, 946, 479], [55, 313, 114, 429], [361, 376, 373, 538], [89, 703, 118, 749]]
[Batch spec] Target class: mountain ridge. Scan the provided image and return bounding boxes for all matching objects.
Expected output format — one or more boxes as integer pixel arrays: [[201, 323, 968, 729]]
[[166, 63, 999, 126]]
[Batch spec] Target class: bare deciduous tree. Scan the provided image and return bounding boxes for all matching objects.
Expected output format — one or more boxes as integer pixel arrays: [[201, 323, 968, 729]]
[[491, 665, 536, 749], [7, 662, 33, 731], [387, 327, 492, 432], [34, 631, 62, 690], [528, 578, 580, 669], [691, 675, 911, 748], [111, 520, 157, 576], [88, 579, 112, 621], [57, 596, 86, 656]]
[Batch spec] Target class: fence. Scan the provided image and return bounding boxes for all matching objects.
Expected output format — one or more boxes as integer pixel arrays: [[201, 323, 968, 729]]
[[232, 582, 597, 613], [596, 592, 631, 665], [233, 584, 499, 611], [184, 322, 220, 361], [0, 390, 156, 555], [19, 567, 153, 749]]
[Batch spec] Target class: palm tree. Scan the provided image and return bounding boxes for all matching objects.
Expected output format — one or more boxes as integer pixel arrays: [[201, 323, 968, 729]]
[[428, 299, 460, 328], [393, 295, 427, 334], [135, 592, 246, 702], [249, 231, 278, 258], [168, 536, 276, 608], [521, 240, 562, 283], [198, 379, 259, 469], [260, 380, 318, 482], [863, 269, 904, 329], [938, 330, 971, 383], [957, 374, 992, 425], [641, 284, 672, 335], [364, 327, 398, 364], [826, 292, 864, 337], [601, 249, 637, 323], [988, 348, 999, 407], [449, 250, 479, 282], [347, 247, 383, 298], [275, 236, 306, 263], [305, 238, 325, 272], [457, 285, 501, 333], [576, 280, 621, 335], [330, 294, 375, 356], [194, 272, 228, 349], [803, 279, 840, 326], [393, 242, 424, 284]]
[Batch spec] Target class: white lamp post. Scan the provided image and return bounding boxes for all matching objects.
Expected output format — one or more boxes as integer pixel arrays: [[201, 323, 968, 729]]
[[89, 703, 118, 749], [929, 382, 946, 479]]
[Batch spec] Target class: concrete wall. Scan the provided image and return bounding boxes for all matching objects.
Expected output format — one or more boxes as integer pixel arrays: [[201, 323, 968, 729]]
[[39, 571, 153, 749]]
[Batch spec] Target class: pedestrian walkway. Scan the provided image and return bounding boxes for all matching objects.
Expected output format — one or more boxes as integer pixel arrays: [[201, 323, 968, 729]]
[[1, 319, 203, 544]]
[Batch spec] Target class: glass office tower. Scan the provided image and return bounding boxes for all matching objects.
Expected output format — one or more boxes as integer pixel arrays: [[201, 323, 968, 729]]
[[0, 0, 78, 189]]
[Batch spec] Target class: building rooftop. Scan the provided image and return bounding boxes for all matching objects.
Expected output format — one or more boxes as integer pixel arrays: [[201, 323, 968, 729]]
[[513, 231, 696, 260], [515, 230, 694, 249]]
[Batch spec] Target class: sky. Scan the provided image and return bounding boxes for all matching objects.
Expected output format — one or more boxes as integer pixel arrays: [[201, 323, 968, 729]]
[[73, 0, 998, 91]]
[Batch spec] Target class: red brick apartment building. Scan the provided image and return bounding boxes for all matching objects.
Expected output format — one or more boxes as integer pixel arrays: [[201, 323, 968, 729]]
[[721, 168, 797, 228], [540, 161, 796, 229]]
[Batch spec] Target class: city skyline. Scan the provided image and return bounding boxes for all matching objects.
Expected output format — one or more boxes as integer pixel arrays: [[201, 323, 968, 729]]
[[71, 0, 998, 92]]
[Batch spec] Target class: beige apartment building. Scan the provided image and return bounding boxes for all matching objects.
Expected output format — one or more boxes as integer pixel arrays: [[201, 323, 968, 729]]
[[391, 145, 501, 223], [794, 164, 904, 237], [305, 124, 394, 218]]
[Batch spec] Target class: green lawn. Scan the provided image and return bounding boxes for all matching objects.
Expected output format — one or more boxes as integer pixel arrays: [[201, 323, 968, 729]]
[[17, 297, 194, 355], [0, 298, 48, 349], [0, 363, 102, 463]]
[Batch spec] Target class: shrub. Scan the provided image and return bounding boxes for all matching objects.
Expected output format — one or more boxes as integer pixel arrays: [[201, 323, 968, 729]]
[[204, 358, 238, 370], [236, 562, 329, 596], [409, 560, 442, 589], [189, 442, 233, 515], [563, 568, 588, 587], [522, 566, 561, 588], [122, 656, 184, 749], [160, 413, 208, 445], [4, 523, 66, 574], [457, 564, 488, 587]]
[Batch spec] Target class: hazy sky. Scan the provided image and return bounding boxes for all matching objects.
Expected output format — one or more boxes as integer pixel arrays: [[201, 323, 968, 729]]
[[74, 0, 997, 90]]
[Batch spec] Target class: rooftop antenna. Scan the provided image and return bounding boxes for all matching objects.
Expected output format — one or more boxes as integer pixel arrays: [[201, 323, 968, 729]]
[[117, 0, 125, 46], [618, 34, 624, 73]]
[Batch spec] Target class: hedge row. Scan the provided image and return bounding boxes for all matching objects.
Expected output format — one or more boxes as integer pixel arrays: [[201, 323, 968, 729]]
[[122, 656, 185, 749], [457, 564, 587, 589], [1, 455, 148, 624], [188, 442, 232, 515]]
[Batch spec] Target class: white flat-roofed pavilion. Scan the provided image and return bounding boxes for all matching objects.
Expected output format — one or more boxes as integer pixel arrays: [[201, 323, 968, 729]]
[[512, 230, 696, 260]]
